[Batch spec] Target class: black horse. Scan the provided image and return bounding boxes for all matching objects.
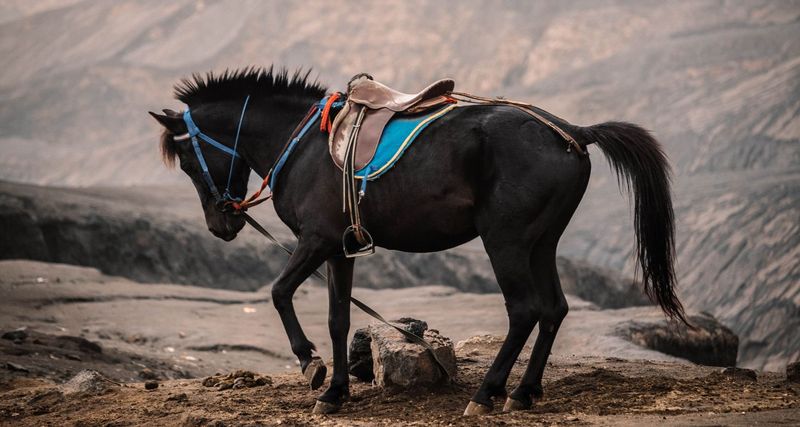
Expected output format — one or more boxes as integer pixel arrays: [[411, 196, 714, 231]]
[[149, 68, 684, 415]]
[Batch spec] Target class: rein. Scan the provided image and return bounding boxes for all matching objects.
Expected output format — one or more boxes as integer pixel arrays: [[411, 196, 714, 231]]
[[179, 96, 453, 380]]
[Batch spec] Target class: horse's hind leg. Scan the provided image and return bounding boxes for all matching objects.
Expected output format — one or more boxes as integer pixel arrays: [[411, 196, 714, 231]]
[[465, 232, 539, 415], [505, 239, 568, 411]]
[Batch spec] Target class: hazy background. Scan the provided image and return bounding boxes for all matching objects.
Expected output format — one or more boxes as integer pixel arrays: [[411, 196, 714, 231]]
[[1, 0, 798, 372]]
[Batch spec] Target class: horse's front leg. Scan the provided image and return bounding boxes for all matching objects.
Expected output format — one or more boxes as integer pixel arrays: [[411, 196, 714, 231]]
[[313, 256, 354, 414], [271, 238, 331, 389]]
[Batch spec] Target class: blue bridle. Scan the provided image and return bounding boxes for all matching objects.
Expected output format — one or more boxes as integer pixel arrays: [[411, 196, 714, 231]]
[[181, 95, 250, 208], [179, 95, 345, 211]]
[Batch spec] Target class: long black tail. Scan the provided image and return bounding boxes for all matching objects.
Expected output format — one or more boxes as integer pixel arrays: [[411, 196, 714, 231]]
[[579, 122, 687, 323]]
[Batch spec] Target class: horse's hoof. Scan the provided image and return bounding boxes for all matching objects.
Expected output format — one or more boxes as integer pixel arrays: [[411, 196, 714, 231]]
[[312, 399, 341, 414], [303, 357, 327, 390], [502, 397, 531, 412], [463, 401, 492, 416]]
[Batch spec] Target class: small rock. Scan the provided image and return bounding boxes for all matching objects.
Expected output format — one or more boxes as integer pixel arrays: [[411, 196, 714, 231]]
[[722, 367, 757, 381], [785, 361, 799, 383], [64, 354, 82, 361], [455, 335, 507, 357], [202, 376, 220, 387], [139, 368, 159, 380], [2, 328, 28, 343], [166, 392, 188, 402], [201, 371, 271, 391], [232, 377, 253, 389], [254, 376, 272, 386], [229, 370, 254, 379], [145, 381, 159, 390], [61, 370, 118, 395], [6, 362, 30, 373]]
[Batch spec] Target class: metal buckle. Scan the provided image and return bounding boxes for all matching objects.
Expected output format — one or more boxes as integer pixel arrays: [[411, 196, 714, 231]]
[[342, 226, 375, 258]]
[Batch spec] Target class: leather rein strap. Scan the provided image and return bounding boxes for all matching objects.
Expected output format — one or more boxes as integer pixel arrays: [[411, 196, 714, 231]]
[[242, 213, 453, 380]]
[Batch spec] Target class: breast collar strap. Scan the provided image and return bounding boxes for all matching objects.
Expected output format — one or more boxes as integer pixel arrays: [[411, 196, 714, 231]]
[[267, 95, 344, 191]]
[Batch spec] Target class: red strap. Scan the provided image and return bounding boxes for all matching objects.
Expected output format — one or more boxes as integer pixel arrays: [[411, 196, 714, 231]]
[[320, 92, 342, 133]]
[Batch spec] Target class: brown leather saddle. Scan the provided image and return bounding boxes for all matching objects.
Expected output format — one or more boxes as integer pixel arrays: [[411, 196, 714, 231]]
[[329, 74, 455, 171], [328, 74, 455, 257]]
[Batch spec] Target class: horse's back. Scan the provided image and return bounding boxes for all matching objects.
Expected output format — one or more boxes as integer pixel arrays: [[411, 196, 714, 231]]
[[354, 105, 590, 251]]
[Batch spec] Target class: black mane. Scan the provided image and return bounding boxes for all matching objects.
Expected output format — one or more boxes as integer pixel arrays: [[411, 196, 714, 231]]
[[174, 67, 327, 105]]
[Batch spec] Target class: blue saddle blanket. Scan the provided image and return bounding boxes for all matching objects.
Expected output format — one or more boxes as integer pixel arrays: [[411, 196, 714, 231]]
[[355, 104, 456, 180]]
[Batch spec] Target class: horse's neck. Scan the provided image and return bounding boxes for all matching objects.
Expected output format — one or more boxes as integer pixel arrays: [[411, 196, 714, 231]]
[[242, 98, 318, 178]]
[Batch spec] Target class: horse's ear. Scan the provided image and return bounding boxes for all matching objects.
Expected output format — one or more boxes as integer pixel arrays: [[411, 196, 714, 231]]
[[149, 111, 186, 134]]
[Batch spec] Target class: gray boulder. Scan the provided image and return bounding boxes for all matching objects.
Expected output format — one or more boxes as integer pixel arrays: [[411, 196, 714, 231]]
[[369, 323, 456, 388], [349, 319, 456, 388], [618, 312, 738, 367], [61, 370, 118, 395]]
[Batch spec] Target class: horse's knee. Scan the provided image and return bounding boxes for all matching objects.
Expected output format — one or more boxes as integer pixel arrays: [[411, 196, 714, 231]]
[[538, 300, 568, 334], [508, 303, 539, 333], [554, 299, 568, 322], [271, 285, 292, 310]]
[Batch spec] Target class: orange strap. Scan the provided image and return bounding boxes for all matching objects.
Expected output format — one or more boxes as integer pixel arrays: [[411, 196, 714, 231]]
[[320, 92, 342, 133], [230, 175, 272, 211], [231, 101, 323, 212]]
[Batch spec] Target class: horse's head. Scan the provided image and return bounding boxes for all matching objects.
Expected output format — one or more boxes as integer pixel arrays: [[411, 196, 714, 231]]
[[149, 108, 249, 241]]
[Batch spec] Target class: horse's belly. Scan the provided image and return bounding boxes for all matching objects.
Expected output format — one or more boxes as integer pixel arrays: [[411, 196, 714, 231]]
[[363, 194, 478, 253]]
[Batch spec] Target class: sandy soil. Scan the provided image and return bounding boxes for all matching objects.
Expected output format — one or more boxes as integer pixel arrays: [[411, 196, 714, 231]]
[[1, 355, 797, 426], [0, 260, 678, 379], [1, 260, 798, 425]]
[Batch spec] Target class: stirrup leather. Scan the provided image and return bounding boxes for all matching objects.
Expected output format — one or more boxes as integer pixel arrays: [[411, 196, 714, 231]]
[[341, 105, 375, 258]]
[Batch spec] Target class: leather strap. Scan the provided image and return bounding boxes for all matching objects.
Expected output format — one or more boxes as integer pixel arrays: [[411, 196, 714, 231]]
[[449, 92, 585, 155], [241, 213, 452, 380]]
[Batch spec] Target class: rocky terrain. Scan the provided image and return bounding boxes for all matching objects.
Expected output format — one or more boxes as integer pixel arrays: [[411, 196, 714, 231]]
[[0, 260, 671, 380], [0, 180, 648, 308], [0, 0, 797, 374], [2, 260, 798, 425]]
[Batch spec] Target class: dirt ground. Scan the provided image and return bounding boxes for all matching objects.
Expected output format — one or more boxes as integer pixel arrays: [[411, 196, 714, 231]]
[[1, 354, 798, 426], [1, 260, 798, 425]]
